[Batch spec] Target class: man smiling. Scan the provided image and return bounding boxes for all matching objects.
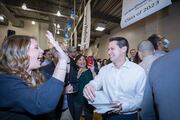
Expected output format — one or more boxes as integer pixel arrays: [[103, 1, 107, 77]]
[[83, 37, 146, 120]]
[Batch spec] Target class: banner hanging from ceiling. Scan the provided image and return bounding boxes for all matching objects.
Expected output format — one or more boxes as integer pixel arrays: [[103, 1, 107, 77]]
[[120, 0, 172, 28], [80, 0, 91, 50]]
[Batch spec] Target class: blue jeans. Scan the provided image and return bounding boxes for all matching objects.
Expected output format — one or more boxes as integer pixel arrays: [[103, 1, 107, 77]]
[[102, 113, 138, 120]]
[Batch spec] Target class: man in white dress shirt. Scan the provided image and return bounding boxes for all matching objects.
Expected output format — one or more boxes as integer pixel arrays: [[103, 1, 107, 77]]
[[83, 37, 146, 120]]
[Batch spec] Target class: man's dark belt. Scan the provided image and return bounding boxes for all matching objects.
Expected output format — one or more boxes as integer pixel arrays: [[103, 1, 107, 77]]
[[103, 112, 137, 118], [102, 108, 141, 120]]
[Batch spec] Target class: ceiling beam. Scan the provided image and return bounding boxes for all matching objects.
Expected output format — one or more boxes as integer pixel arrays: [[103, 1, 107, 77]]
[[6, 4, 72, 20], [15, 15, 52, 24], [0, 2, 24, 27], [91, 0, 101, 9], [92, 11, 121, 24], [32, 0, 72, 9], [3, 0, 71, 13]]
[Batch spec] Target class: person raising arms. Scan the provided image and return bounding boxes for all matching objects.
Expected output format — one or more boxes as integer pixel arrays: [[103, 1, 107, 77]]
[[0, 31, 70, 120]]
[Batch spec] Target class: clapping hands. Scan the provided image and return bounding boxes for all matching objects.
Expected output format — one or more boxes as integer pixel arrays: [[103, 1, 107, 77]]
[[46, 31, 70, 63]]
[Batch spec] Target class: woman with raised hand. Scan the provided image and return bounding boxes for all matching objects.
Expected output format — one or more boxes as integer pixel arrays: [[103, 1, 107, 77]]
[[0, 31, 69, 120]]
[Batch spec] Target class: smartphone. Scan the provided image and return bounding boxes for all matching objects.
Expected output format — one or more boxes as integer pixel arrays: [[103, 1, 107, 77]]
[[87, 56, 94, 66]]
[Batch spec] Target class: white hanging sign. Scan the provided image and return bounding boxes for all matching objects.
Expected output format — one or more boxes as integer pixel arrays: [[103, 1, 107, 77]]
[[80, 0, 91, 50], [120, 0, 172, 28]]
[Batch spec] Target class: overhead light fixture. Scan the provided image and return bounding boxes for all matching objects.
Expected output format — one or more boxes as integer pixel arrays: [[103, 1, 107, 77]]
[[57, 10, 61, 16], [95, 23, 106, 31], [0, 15, 4, 22], [22, 3, 27, 10], [31, 21, 35, 25]]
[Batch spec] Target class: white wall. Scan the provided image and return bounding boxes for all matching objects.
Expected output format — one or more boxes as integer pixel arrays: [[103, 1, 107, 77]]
[[39, 22, 49, 49], [0, 21, 39, 44], [158, 1, 180, 49], [0, 20, 52, 49], [91, 1, 180, 59]]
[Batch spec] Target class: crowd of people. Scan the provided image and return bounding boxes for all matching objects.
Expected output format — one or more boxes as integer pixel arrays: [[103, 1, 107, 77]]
[[0, 31, 179, 120]]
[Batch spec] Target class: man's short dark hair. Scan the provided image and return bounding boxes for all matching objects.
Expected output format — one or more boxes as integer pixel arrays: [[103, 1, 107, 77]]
[[147, 34, 163, 50], [109, 37, 129, 56]]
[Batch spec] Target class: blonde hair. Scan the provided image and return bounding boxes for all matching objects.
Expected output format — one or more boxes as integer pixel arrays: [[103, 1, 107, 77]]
[[0, 35, 45, 87]]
